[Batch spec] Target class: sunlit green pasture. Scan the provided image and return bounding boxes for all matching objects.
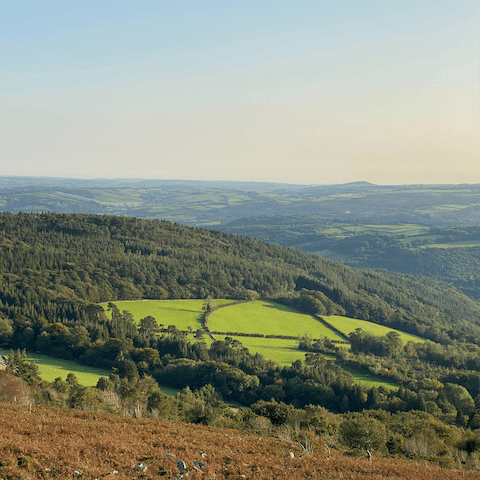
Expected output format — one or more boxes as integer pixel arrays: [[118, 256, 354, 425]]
[[26, 352, 111, 386], [208, 301, 344, 341], [420, 241, 480, 249], [342, 226, 365, 232], [103, 299, 236, 330], [323, 315, 423, 344], [25, 353, 180, 395], [340, 366, 398, 389], [214, 335, 307, 366]]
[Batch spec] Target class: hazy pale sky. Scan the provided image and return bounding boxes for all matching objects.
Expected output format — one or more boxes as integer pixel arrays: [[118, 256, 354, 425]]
[[2, 1, 479, 184]]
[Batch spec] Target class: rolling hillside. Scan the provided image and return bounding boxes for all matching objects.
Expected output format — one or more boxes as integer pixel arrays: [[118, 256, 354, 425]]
[[1, 212, 479, 348]]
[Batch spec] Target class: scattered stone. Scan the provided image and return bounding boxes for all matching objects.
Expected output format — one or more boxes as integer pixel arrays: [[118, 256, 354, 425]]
[[133, 462, 147, 472], [284, 452, 295, 459], [165, 453, 176, 458], [176, 460, 187, 471], [111, 470, 119, 474], [73, 471, 82, 478], [200, 452, 207, 458], [194, 461, 206, 468]]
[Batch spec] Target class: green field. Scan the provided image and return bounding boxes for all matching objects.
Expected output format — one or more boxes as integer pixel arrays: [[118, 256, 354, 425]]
[[25, 353, 180, 395], [340, 365, 398, 389], [208, 301, 345, 341], [323, 316, 423, 344], [26, 353, 111, 386], [103, 299, 236, 330], [214, 335, 307, 366], [421, 241, 480, 249]]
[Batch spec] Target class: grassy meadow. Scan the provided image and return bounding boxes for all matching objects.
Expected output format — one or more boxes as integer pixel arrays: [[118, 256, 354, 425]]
[[25, 352, 111, 386], [213, 335, 307, 366], [208, 300, 344, 340], [103, 299, 236, 330], [25, 352, 180, 395]]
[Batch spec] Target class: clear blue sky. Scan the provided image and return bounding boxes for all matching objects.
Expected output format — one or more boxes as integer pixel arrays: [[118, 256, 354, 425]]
[[2, 1, 479, 184]]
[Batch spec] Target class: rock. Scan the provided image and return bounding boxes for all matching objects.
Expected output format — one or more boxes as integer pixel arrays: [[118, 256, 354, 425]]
[[284, 452, 295, 458], [176, 460, 187, 471], [134, 462, 147, 472], [200, 452, 207, 458], [194, 461, 206, 468], [73, 471, 82, 478], [165, 453, 176, 458]]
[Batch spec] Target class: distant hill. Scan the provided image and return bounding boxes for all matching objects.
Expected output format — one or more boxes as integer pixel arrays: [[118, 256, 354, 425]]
[[1, 176, 479, 227]]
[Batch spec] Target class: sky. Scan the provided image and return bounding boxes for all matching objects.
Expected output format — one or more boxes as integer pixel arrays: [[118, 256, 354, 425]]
[[1, 1, 479, 185]]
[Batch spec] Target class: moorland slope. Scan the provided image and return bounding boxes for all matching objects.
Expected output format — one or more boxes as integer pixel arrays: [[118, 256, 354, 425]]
[[1, 403, 478, 480]]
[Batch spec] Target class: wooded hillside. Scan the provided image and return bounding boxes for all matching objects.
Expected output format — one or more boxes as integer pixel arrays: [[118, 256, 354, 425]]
[[0, 213, 479, 348]]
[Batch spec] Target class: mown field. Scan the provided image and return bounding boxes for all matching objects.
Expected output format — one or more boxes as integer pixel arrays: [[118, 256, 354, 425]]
[[25, 353, 111, 386], [103, 299, 236, 331], [25, 353, 180, 395], [213, 335, 307, 366], [207, 301, 344, 340]]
